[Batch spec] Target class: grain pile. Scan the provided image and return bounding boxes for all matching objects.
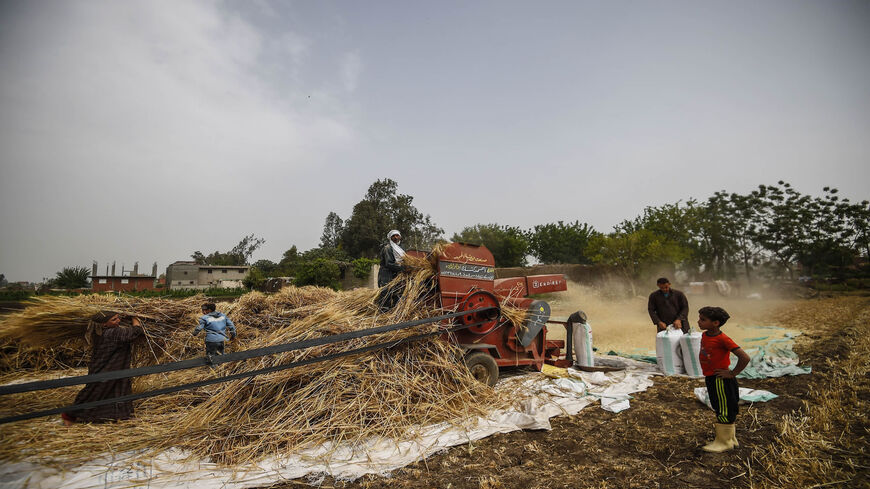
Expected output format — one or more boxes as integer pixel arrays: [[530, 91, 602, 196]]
[[0, 254, 510, 467]]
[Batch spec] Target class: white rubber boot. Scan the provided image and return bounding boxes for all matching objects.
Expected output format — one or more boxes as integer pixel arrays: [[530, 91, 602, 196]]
[[727, 422, 739, 448], [702, 423, 737, 452]]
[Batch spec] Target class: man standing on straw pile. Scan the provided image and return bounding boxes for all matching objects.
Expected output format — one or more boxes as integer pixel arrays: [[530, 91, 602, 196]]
[[377, 229, 406, 311], [378, 230, 406, 287], [62, 312, 144, 425], [648, 277, 689, 333], [193, 302, 236, 364]]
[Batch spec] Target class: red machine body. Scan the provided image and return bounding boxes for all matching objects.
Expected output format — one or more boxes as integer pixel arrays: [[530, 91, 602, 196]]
[[427, 243, 572, 379]]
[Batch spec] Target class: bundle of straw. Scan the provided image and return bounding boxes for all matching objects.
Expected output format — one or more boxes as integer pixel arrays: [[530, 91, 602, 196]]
[[0, 295, 207, 370], [0, 254, 507, 467]]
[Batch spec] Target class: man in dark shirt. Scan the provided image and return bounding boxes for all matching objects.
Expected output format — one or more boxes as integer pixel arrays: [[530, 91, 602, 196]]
[[377, 230, 405, 288], [648, 277, 689, 333], [376, 229, 406, 311]]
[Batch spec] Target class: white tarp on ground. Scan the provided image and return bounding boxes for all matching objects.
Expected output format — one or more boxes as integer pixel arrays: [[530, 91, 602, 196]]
[[693, 386, 779, 410], [734, 333, 812, 379], [0, 357, 657, 489]]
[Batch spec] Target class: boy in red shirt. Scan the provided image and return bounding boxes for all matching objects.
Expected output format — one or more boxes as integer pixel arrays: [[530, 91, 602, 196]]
[[697, 306, 750, 452]]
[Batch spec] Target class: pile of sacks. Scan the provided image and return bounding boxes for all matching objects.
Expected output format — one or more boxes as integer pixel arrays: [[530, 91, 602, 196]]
[[655, 326, 703, 377]]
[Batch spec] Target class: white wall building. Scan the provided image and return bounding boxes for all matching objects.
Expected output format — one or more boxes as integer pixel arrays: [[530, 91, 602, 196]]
[[165, 261, 249, 289]]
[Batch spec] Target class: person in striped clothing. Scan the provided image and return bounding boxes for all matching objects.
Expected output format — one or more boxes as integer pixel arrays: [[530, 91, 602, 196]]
[[697, 306, 750, 452]]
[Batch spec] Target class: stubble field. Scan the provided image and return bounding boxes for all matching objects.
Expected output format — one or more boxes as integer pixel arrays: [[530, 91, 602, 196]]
[[275, 293, 869, 489]]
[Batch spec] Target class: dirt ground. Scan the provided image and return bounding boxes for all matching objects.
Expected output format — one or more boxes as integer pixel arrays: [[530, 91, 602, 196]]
[[268, 296, 870, 489]]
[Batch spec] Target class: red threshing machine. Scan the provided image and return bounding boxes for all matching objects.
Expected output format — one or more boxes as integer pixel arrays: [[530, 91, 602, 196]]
[[409, 242, 577, 385]]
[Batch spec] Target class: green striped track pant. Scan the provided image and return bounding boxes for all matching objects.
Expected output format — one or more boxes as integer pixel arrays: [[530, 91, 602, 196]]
[[705, 375, 739, 424]]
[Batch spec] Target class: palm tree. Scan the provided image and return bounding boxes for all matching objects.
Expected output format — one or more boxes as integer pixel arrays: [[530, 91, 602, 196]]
[[53, 266, 91, 289]]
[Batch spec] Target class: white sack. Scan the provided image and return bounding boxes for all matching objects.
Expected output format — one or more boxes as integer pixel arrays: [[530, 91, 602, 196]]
[[600, 396, 631, 413], [679, 332, 704, 377], [694, 386, 778, 409], [572, 321, 594, 367], [656, 326, 684, 375]]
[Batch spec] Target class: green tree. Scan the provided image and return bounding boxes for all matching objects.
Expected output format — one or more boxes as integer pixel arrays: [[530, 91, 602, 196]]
[[301, 246, 351, 262], [191, 234, 266, 266], [190, 251, 207, 264], [339, 198, 381, 258], [750, 182, 816, 279], [242, 267, 266, 290], [277, 246, 301, 276], [339, 179, 443, 258], [251, 259, 279, 276], [352, 258, 378, 279], [528, 220, 598, 264], [320, 212, 344, 249], [619, 201, 705, 278], [53, 266, 91, 289], [720, 191, 763, 283], [452, 224, 529, 267], [845, 199, 870, 259], [294, 258, 341, 290], [695, 194, 738, 278], [586, 229, 688, 296], [796, 187, 858, 277]]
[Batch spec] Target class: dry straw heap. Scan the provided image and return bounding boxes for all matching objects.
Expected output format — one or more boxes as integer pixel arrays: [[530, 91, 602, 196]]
[[0, 253, 514, 467]]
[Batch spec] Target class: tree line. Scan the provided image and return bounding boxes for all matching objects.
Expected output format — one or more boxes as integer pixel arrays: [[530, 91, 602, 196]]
[[588, 182, 869, 285], [219, 179, 867, 290], [28, 178, 868, 292]]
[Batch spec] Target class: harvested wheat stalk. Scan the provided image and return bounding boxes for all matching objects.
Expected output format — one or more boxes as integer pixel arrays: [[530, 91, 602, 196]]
[[0, 255, 508, 467]]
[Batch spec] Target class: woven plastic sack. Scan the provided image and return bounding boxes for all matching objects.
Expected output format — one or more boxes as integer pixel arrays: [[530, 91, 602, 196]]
[[679, 332, 704, 377], [656, 326, 684, 375], [572, 321, 594, 367]]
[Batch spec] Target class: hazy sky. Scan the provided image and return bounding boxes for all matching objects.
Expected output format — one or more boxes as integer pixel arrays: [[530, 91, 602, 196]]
[[1, 0, 868, 282]]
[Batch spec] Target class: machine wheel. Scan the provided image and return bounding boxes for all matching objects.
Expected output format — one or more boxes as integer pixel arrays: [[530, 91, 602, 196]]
[[460, 290, 501, 335], [464, 351, 499, 386]]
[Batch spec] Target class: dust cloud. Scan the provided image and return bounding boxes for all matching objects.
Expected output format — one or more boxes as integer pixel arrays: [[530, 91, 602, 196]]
[[544, 281, 798, 355]]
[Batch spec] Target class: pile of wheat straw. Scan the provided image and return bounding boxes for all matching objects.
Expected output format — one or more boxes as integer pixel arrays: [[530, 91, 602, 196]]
[[0, 253, 513, 467], [0, 295, 208, 370]]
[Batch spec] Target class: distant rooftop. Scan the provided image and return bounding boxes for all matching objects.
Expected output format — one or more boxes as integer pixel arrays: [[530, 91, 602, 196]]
[[168, 261, 249, 268], [90, 274, 157, 279]]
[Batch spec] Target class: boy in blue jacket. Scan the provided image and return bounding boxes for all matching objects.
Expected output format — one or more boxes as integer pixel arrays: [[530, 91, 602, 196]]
[[193, 302, 236, 364]]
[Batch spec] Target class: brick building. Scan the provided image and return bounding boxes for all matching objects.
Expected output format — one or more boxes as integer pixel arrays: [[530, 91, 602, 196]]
[[90, 261, 158, 292]]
